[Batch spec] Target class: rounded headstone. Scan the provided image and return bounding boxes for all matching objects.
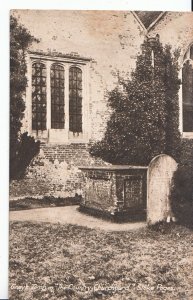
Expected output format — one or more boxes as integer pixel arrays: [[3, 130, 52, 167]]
[[147, 154, 177, 224]]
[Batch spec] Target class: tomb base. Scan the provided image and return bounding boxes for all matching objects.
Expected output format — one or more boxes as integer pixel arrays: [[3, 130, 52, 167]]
[[79, 165, 148, 222]]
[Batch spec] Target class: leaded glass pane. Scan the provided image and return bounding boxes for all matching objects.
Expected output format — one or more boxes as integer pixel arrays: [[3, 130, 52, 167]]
[[190, 45, 193, 60], [182, 60, 193, 132], [51, 64, 65, 129], [69, 67, 82, 133], [32, 62, 47, 130]]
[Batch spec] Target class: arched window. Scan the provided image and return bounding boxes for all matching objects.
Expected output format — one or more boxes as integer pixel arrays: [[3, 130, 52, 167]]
[[50, 64, 65, 129], [69, 67, 82, 133], [182, 45, 193, 132], [32, 62, 47, 130]]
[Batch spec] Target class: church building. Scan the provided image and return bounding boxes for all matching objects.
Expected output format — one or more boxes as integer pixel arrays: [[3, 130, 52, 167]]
[[10, 10, 193, 199]]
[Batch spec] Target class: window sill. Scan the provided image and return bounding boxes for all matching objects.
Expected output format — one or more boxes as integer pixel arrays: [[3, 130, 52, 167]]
[[182, 132, 193, 139], [31, 129, 89, 144]]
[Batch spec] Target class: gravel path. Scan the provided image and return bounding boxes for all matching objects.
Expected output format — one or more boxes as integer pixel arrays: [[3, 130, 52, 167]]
[[10, 205, 146, 231]]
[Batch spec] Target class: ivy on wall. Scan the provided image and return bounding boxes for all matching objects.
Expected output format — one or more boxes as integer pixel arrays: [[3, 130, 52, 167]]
[[10, 16, 40, 179], [90, 36, 181, 165]]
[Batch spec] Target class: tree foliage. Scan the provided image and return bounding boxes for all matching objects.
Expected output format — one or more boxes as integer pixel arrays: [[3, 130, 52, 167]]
[[90, 36, 181, 165], [171, 139, 193, 228], [10, 15, 40, 179]]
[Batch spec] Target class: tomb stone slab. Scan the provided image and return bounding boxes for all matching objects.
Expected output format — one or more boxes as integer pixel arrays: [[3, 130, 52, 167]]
[[79, 165, 147, 222]]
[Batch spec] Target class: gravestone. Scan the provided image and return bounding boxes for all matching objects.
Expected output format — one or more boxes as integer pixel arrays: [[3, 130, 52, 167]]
[[147, 154, 178, 224], [79, 165, 147, 221]]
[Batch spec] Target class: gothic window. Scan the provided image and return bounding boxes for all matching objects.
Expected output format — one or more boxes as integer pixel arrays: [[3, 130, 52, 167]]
[[30, 54, 89, 142], [51, 64, 65, 129], [69, 67, 82, 133], [182, 45, 193, 132], [32, 62, 47, 130]]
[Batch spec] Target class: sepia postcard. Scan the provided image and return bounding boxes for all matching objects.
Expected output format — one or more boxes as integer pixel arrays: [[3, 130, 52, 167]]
[[9, 10, 193, 300]]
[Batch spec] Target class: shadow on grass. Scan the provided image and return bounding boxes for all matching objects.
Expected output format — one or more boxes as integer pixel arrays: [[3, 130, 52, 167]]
[[10, 195, 81, 211], [79, 205, 147, 223], [148, 220, 193, 232]]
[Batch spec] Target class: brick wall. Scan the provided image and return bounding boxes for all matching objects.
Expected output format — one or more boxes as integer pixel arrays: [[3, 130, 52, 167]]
[[11, 11, 193, 200]]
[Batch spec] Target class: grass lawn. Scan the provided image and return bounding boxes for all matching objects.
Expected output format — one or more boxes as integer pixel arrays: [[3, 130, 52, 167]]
[[9, 222, 193, 300]]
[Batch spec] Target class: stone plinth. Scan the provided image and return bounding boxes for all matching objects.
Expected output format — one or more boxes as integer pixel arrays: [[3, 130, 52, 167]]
[[79, 165, 147, 222]]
